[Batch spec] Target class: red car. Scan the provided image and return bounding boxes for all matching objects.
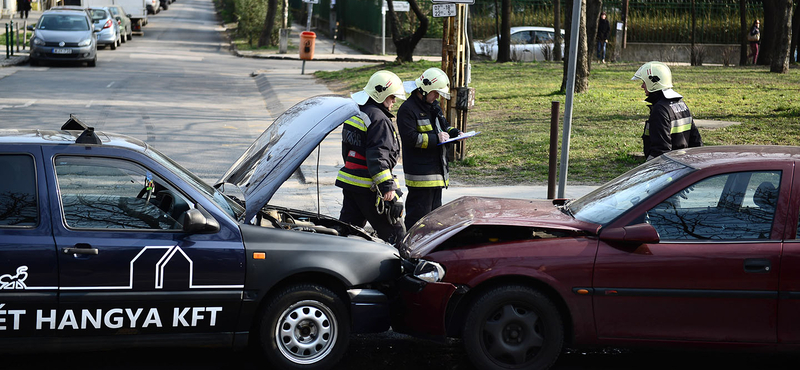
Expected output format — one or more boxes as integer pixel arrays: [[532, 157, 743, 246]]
[[394, 146, 800, 370]]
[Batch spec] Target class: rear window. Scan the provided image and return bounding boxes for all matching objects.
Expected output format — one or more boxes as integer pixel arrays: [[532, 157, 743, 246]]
[[108, 7, 119, 16], [0, 154, 38, 227], [90, 9, 107, 21], [38, 14, 90, 31]]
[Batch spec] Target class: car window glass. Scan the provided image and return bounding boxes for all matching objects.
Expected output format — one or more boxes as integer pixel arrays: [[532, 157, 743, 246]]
[[646, 171, 780, 240], [510, 31, 532, 44], [535, 31, 554, 44], [39, 15, 90, 31], [108, 7, 119, 16], [0, 154, 38, 227], [91, 9, 106, 21], [55, 156, 193, 230]]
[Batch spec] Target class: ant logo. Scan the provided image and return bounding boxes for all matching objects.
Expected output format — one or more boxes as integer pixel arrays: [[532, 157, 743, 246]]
[[0, 266, 28, 290]]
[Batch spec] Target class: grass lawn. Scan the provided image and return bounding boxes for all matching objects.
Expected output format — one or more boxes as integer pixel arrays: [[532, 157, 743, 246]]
[[316, 61, 800, 185]]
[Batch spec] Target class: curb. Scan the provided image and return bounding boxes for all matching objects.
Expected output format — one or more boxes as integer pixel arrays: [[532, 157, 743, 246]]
[[232, 49, 393, 64], [0, 54, 29, 68]]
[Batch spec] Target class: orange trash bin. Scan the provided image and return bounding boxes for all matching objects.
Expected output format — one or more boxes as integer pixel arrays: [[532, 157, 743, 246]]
[[300, 31, 316, 60]]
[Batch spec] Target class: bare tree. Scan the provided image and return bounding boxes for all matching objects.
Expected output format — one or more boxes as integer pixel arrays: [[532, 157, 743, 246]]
[[387, 0, 428, 63], [740, 0, 749, 65], [496, 0, 511, 62], [561, 0, 589, 93], [585, 0, 603, 71], [258, 0, 279, 47], [553, 0, 562, 61]]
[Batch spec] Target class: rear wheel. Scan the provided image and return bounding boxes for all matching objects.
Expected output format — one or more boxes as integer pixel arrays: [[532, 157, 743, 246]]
[[260, 284, 350, 370], [463, 285, 564, 370], [110, 40, 117, 50]]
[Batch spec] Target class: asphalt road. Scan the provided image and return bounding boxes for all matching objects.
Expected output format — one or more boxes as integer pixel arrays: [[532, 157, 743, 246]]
[[2, 2, 799, 369]]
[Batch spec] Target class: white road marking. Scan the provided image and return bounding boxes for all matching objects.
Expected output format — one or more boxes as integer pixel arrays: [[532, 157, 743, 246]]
[[107, 81, 116, 88]]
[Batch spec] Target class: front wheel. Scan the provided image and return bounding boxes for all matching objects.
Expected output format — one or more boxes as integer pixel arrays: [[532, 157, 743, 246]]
[[463, 285, 564, 370], [260, 284, 350, 370]]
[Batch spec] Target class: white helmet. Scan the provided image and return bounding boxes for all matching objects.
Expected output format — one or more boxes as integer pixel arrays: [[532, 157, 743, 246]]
[[632, 61, 674, 92], [411, 67, 451, 100], [351, 70, 406, 105]]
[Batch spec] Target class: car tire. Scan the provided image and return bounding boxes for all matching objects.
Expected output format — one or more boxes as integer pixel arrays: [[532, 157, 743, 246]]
[[87, 57, 97, 67], [259, 284, 350, 370], [110, 40, 117, 50], [463, 285, 564, 370], [29, 59, 38, 66], [121, 34, 126, 43], [127, 31, 132, 41]]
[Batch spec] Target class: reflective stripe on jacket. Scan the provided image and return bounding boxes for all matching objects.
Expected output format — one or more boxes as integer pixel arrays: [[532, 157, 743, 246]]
[[642, 91, 702, 159]]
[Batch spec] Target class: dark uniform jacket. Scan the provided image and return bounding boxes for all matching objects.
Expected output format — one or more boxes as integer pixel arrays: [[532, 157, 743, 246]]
[[397, 93, 459, 188], [642, 90, 703, 159], [335, 99, 401, 196]]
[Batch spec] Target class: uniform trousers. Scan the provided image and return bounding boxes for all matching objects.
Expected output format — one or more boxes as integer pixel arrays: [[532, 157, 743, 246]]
[[404, 187, 442, 230], [339, 189, 405, 245]]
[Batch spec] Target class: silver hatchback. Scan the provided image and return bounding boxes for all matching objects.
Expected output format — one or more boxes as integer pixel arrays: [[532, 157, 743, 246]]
[[89, 7, 122, 50], [29, 9, 98, 67]]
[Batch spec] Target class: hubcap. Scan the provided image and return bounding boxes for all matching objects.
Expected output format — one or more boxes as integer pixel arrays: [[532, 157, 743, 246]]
[[275, 300, 337, 365], [482, 303, 544, 366]]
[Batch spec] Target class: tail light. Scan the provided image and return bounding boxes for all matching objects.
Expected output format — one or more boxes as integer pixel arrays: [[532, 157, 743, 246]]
[[103, 19, 112, 29]]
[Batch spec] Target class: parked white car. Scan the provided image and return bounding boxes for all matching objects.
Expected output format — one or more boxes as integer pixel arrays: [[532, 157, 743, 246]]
[[474, 26, 565, 62]]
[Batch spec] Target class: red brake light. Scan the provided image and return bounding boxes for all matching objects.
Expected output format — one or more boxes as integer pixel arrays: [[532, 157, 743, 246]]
[[103, 19, 112, 29]]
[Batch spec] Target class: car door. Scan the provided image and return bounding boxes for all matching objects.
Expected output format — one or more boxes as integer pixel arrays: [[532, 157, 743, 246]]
[[593, 164, 790, 343], [510, 30, 534, 61], [0, 148, 58, 338], [43, 146, 245, 338]]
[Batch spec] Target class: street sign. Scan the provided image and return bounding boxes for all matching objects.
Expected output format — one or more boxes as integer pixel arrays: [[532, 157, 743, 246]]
[[431, 0, 474, 4], [432, 3, 456, 17], [383, 1, 410, 11]]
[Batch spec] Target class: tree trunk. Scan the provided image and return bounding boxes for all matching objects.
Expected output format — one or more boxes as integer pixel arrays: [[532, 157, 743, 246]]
[[691, 0, 696, 65], [258, 0, 279, 47], [585, 0, 602, 72], [791, 1, 799, 63], [740, 0, 748, 65], [497, 0, 511, 62], [554, 0, 562, 61], [561, 0, 589, 93], [388, 0, 428, 63], [763, 0, 793, 73]]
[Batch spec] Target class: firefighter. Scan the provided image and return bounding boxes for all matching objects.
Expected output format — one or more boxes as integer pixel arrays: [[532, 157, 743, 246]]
[[335, 70, 407, 244], [397, 67, 462, 230], [632, 61, 702, 160]]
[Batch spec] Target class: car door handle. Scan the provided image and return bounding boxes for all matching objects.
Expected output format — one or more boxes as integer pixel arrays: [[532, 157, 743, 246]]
[[743, 258, 771, 273], [62, 243, 99, 255]]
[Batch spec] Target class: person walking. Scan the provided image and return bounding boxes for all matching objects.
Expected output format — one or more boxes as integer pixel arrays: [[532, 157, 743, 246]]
[[17, 0, 31, 19], [596, 11, 611, 63], [631, 61, 702, 160], [748, 19, 761, 65], [335, 70, 407, 245], [397, 67, 461, 230]]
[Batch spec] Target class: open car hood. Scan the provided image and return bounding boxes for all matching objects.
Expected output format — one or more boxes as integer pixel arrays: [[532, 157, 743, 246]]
[[215, 96, 359, 221]]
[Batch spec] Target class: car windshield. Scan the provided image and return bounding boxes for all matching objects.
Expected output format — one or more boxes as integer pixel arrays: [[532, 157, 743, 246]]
[[567, 155, 696, 225], [38, 15, 90, 31], [90, 9, 107, 21], [144, 147, 245, 221], [108, 8, 119, 16]]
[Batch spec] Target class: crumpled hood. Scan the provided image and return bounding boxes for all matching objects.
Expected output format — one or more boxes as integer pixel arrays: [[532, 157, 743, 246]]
[[215, 96, 359, 222], [399, 196, 600, 259]]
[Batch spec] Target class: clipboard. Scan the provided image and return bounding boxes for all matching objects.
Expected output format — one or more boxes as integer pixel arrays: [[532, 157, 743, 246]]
[[438, 131, 481, 145]]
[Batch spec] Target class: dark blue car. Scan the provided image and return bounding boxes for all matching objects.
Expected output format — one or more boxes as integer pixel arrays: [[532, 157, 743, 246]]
[[0, 96, 402, 370]]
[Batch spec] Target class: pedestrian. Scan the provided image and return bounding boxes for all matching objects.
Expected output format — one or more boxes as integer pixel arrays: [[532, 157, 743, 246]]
[[17, 0, 31, 19], [631, 61, 702, 160], [335, 70, 407, 245], [397, 67, 461, 230], [748, 19, 761, 65], [596, 11, 610, 63]]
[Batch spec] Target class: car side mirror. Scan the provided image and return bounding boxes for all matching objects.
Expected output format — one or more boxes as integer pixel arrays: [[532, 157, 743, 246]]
[[180, 207, 220, 234], [127, 14, 132, 18], [115, 16, 121, 21], [600, 223, 660, 244]]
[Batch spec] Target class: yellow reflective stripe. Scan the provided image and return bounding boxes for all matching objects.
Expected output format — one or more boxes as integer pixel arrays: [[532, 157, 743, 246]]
[[372, 169, 392, 184], [345, 116, 367, 132], [670, 117, 693, 134], [416, 119, 432, 132], [406, 179, 449, 187], [336, 170, 372, 187], [419, 133, 429, 149]]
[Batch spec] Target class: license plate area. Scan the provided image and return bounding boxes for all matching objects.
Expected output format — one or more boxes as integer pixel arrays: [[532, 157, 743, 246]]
[[52, 48, 72, 54]]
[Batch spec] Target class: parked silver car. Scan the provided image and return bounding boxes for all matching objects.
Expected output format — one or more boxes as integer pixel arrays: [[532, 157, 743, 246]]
[[29, 9, 98, 67], [474, 26, 565, 62], [107, 5, 133, 42], [89, 7, 121, 50]]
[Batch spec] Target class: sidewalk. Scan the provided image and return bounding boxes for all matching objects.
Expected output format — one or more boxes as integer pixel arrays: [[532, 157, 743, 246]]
[[1, 10, 40, 67], [232, 22, 441, 63]]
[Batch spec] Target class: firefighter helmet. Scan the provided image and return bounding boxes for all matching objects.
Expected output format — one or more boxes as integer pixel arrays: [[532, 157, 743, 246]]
[[351, 70, 406, 105], [632, 61, 674, 93], [413, 67, 451, 100]]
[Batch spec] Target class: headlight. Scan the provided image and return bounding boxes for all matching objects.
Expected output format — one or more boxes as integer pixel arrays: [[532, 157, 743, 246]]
[[413, 260, 445, 283], [32, 37, 45, 46], [78, 38, 92, 47]]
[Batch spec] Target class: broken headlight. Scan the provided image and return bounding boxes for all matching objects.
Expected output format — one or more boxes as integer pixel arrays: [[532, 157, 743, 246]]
[[413, 260, 445, 283]]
